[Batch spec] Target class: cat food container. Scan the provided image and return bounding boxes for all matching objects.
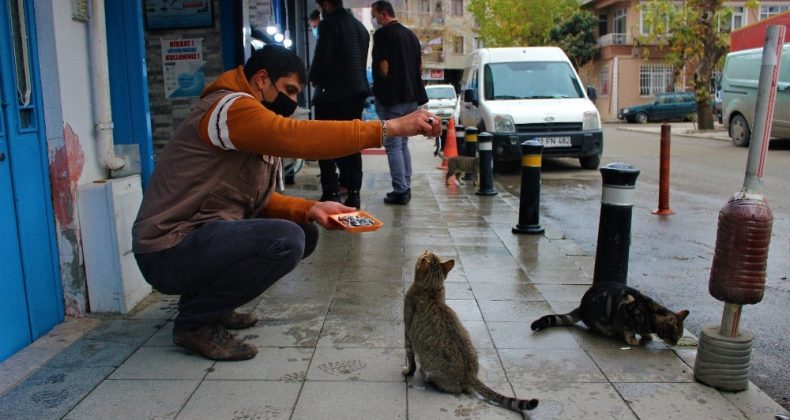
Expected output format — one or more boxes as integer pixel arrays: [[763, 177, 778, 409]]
[[330, 210, 383, 233]]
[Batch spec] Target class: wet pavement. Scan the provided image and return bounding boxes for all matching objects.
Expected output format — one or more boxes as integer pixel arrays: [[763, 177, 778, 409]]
[[1, 137, 787, 419]]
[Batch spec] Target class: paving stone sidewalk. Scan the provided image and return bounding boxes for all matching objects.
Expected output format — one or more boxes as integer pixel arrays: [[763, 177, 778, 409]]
[[1, 137, 787, 419]]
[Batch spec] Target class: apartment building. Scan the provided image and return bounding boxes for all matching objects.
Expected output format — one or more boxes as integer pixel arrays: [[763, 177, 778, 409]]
[[396, 0, 481, 88], [581, 0, 788, 121]]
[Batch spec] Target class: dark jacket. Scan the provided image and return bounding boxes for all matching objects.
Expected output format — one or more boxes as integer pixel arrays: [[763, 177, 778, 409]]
[[308, 8, 370, 104], [372, 21, 428, 107]]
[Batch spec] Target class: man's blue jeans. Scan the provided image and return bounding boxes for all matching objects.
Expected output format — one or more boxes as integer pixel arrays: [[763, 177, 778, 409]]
[[135, 219, 318, 330], [375, 101, 418, 193]]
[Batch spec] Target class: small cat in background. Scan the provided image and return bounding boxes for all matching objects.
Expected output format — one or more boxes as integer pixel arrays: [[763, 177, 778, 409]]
[[438, 152, 478, 185], [403, 251, 538, 413], [531, 282, 689, 346]]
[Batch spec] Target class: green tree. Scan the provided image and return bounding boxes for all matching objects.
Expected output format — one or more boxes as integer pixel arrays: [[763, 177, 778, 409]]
[[548, 9, 598, 69], [468, 0, 578, 47], [636, 0, 758, 130]]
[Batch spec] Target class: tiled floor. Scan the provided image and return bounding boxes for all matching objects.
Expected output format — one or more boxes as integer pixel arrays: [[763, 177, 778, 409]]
[[1, 138, 786, 419]]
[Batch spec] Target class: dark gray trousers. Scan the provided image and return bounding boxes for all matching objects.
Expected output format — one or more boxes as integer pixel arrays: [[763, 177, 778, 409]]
[[135, 219, 318, 330]]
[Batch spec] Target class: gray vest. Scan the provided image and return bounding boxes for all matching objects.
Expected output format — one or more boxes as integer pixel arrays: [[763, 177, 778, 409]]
[[133, 89, 280, 254]]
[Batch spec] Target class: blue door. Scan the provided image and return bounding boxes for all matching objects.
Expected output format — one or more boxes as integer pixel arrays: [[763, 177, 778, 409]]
[[0, 0, 63, 361]]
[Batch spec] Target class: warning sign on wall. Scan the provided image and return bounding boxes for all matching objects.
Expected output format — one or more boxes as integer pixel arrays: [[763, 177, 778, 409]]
[[161, 38, 205, 99], [422, 68, 445, 81]]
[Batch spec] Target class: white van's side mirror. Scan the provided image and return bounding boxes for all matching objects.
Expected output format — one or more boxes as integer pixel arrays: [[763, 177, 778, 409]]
[[586, 86, 597, 101], [464, 88, 479, 106]]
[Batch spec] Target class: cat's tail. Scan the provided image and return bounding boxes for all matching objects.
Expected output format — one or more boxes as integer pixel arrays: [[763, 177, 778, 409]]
[[470, 378, 538, 412], [531, 308, 581, 331]]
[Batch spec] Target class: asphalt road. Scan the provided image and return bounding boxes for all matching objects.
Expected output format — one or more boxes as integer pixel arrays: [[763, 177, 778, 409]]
[[496, 124, 790, 410]]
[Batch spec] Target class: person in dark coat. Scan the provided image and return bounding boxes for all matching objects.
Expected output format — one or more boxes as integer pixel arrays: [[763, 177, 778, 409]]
[[371, 1, 428, 205], [309, 0, 370, 208]]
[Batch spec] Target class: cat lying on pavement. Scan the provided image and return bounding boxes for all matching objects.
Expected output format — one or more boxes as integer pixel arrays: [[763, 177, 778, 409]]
[[531, 282, 689, 346]]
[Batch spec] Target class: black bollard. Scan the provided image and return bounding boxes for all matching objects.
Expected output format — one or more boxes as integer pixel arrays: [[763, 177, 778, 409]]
[[456, 125, 466, 155], [512, 140, 544, 234], [476, 132, 498, 196], [462, 127, 476, 181], [592, 162, 640, 285], [464, 127, 478, 157]]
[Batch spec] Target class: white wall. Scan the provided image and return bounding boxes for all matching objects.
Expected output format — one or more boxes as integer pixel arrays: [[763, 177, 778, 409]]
[[51, 0, 105, 185]]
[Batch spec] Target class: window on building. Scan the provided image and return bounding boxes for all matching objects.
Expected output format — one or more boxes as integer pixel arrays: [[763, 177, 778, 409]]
[[760, 4, 790, 20], [599, 14, 608, 36], [640, 6, 674, 35], [419, 0, 430, 14], [640, 64, 674, 96], [613, 8, 626, 35], [454, 36, 464, 54], [473, 37, 483, 50], [452, 0, 463, 16], [598, 67, 609, 97], [719, 6, 746, 32]]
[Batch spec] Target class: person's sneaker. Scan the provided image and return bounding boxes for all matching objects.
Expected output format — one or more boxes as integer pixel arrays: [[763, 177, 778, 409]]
[[218, 310, 258, 329], [173, 324, 258, 361], [384, 191, 410, 205], [319, 191, 342, 202], [386, 188, 410, 198], [345, 190, 360, 209]]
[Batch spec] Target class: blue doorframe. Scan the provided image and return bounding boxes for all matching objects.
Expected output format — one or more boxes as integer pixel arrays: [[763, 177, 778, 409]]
[[221, 1, 245, 71], [0, 0, 63, 361], [106, 0, 154, 188]]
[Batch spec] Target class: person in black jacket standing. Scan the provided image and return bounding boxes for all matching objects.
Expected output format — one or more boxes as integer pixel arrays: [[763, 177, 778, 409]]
[[309, 0, 370, 208], [371, 1, 428, 205]]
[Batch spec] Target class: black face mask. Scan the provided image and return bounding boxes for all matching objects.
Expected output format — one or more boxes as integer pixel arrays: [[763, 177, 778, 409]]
[[262, 78, 298, 117]]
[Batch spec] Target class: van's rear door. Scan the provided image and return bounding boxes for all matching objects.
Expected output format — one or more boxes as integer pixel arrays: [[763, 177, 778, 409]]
[[775, 50, 790, 137]]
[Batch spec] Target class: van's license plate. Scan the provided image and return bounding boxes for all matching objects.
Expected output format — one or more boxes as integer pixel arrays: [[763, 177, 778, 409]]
[[536, 137, 572, 147]]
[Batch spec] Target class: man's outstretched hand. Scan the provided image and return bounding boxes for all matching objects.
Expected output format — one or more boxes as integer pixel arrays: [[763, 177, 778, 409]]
[[307, 201, 357, 229], [387, 109, 442, 138]]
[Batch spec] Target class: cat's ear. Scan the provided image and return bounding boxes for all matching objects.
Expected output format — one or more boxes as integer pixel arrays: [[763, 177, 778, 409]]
[[676, 310, 689, 321], [441, 259, 455, 275]]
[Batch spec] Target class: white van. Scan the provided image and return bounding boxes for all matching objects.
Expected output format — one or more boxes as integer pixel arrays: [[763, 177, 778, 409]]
[[459, 47, 603, 169], [721, 43, 790, 147]]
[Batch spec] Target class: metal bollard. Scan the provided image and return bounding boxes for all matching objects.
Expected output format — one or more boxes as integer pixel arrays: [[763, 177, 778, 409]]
[[456, 125, 466, 155], [464, 127, 478, 158], [652, 123, 674, 215], [475, 132, 498, 196], [512, 141, 544, 234], [592, 162, 640, 285], [694, 24, 784, 392], [463, 127, 478, 181]]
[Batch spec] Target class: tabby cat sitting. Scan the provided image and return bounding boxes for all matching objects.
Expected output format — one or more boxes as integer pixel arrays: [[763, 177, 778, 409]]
[[531, 282, 689, 346], [404, 251, 538, 413]]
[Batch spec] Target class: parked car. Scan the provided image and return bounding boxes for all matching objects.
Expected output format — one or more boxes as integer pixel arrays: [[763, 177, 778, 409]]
[[424, 84, 458, 131], [618, 92, 697, 123], [458, 47, 602, 169], [362, 96, 378, 121], [721, 43, 790, 147]]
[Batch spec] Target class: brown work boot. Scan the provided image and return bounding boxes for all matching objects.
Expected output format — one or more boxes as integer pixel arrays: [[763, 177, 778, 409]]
[[173, 324, 258, 361], [218, 310, 258, 330]]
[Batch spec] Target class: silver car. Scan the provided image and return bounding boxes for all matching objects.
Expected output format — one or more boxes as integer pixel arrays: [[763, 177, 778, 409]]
[[424, 84, 458, 129]]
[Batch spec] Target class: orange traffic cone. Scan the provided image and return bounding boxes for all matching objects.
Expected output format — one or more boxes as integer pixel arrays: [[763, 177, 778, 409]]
[[437, 118, 459, 170]]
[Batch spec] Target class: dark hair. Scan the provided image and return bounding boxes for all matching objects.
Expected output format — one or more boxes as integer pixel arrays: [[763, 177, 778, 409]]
[[243, 44, 306, 85], [309, 9, 321, 20], [317, 0, 343, 9], [371, 0, 395, 17]]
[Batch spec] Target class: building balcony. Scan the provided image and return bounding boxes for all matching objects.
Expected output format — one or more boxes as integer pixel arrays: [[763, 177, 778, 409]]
[[399, 11, 445, 26], [597, 32, 634, 47], [422, 51, 444, 63]]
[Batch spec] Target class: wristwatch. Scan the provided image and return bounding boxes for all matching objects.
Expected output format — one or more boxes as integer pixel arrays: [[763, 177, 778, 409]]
[[381, 119, 388, 144]]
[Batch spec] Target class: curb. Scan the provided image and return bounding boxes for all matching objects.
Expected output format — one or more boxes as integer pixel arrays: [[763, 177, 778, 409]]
[[615, 125, 731, 142]]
